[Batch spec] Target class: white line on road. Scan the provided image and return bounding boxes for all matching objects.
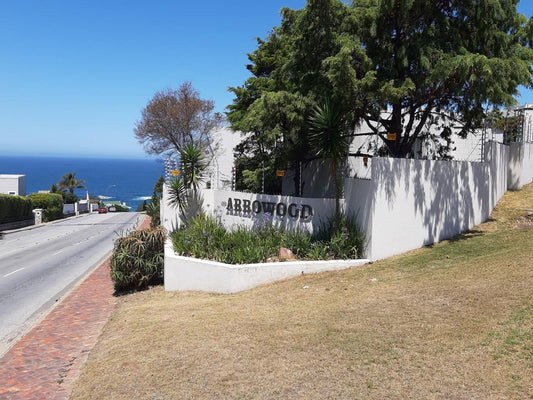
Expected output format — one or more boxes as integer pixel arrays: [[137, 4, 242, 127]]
[[3, 268, 25, 278], [53, 249, 64, 255]]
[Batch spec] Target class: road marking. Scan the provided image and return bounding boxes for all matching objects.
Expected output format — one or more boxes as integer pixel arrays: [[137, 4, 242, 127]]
[[53, 249, 64, 255], [3, 268, 24, 278]]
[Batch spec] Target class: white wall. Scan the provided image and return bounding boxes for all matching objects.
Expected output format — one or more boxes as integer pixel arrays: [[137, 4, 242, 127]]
[[165, 241, 368, 294], [345, 141, 512, 260], [63, 204, 76, 215], [160, 183, 180, 232], [163, 140, 531, 263], [161, 186, 338, 234], [508, 142, 533, 190], [207, 127, 242, 190], [162, 138, 533, 292]]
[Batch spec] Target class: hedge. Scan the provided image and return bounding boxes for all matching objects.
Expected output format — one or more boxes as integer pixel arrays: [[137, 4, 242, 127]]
[[0, 194, 33, 223], [27, 192, 64, 222]]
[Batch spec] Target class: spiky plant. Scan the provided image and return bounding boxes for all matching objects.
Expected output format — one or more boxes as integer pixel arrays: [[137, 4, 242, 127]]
[[180, 142, 207, 192], [308, 101, 351, 230], [110, 227, 166, 292]]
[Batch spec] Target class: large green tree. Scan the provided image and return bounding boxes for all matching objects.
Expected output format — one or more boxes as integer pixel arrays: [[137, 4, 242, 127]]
[[353, 0, 533, 157], [227, 0, 367, 193], [227, 0, 533, 179]]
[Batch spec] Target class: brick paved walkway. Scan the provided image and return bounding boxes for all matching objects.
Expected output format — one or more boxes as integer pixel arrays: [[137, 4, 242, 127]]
[[0, 216, 151, 400]]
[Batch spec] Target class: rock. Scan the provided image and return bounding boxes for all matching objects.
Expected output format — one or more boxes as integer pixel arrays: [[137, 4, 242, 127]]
[[278, 247, 296, 261]]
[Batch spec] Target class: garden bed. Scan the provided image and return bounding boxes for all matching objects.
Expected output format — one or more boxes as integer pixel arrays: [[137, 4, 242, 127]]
[[164, 240, 369, 293]]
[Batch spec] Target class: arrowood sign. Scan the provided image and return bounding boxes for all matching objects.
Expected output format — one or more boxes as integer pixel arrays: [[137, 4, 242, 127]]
[[225, 197, 313, 220]]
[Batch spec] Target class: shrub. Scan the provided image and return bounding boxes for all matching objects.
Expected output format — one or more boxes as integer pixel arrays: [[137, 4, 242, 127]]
[[110, 226, 166, 292], [27, 192, 64, 222], [314, 213, 366, 259], [0, 194, 33, 223], [170, 213, 366, 264], [61, 192, 79, 204]]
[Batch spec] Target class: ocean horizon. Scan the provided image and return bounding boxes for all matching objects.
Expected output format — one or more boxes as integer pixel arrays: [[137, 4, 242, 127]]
[[0, 155, 164, 212]]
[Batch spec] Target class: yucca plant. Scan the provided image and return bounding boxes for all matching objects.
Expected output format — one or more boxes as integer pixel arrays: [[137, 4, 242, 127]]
[[167, 176, 188, 223], [180, 142, 207, 192], [308, 101, 351, 231]]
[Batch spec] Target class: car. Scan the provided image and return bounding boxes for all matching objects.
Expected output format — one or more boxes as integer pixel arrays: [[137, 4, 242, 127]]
[[98, 207, 107, 214]]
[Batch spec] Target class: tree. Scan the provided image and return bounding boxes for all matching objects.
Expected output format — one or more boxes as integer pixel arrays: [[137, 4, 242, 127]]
[[61, 192, 79, 204], [227, 0, 533, 167], [135, 81, 223, 157], [146, 176, 164, 228], [227, 0, 365, 193], [57, 172, 86, 194], [351, 0, 533, 157]]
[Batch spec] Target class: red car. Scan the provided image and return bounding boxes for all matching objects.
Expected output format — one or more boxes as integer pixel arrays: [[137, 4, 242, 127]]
[[98, 207, 107, 214]]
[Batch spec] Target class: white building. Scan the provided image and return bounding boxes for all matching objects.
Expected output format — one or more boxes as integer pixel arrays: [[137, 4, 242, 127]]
[[0, 174, 26, 196], [205, 127, 243, 190]]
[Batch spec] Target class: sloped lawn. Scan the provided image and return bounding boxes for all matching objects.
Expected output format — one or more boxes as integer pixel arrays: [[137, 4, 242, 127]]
[[70, 183, 533, 399]]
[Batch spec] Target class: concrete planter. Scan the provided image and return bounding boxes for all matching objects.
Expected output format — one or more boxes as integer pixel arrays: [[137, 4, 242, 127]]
[[164, 240, 369, 294]]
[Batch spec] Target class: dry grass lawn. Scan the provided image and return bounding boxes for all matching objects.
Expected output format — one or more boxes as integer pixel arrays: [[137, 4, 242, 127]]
[[71, 184, 533, 399]]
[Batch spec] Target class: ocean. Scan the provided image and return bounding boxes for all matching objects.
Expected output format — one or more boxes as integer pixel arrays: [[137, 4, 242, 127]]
[[0, 155, 164, 212]]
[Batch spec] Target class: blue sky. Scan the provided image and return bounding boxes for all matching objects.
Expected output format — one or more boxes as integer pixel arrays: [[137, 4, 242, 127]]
[[1, 1, 532, 159]]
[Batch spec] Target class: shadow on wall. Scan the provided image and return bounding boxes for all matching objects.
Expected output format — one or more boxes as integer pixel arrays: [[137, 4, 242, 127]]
[[508, 143, 523, 190], [343, 177, 374, 257], [350, 145, 498, 260], [282, 159, 348, 198], [282, 141, 523, 260], [487, 142, 509, 211]]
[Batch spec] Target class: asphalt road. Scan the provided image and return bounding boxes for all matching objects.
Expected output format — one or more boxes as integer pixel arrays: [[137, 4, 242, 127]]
[[0, 211, 142, 356]]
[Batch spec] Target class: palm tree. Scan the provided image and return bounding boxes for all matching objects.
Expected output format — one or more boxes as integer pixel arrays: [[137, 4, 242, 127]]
[[308, 101, 351, 230], [57, 172, 86, 194]]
